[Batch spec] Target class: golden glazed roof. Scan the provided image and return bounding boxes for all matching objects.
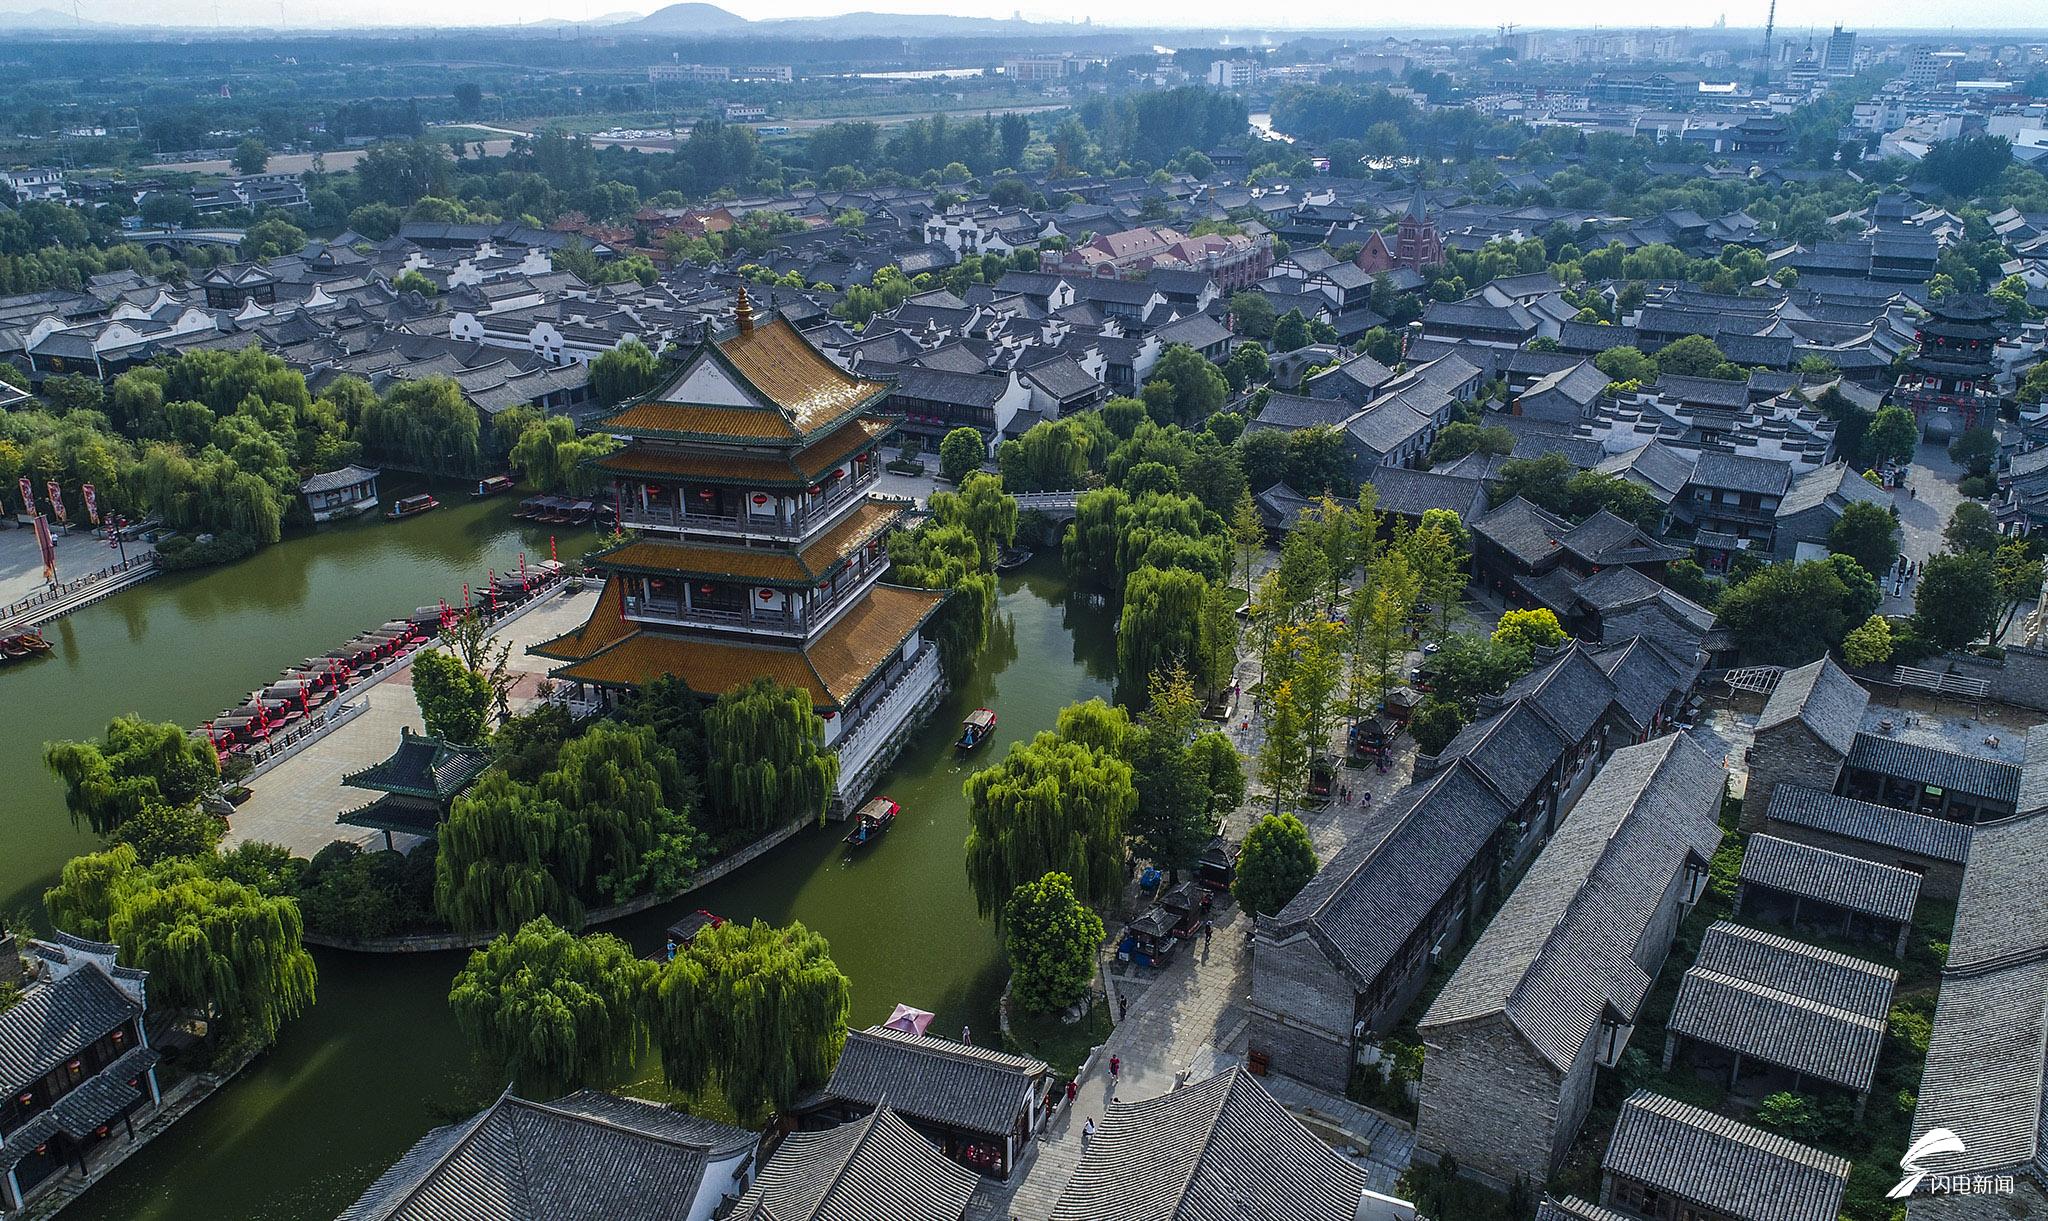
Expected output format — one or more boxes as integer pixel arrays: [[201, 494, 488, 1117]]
[[551, 583, 946, 707], [590, 500, 904, 585], [717, 316, 891, 435], [593, 416, 892, 487]]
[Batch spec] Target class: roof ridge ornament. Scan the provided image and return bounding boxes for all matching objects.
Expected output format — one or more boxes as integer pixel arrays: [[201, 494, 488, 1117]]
[[735, 281, 755, 335]]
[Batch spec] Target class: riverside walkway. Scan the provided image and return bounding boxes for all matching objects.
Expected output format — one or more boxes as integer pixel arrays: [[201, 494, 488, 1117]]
[[222, 585, 597, 857]]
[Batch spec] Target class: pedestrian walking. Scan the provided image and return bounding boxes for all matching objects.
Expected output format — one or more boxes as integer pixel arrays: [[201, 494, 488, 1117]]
[[1110, 1054, 1121, 1080], [1202, 920, 1214, 949], [1118, 994, 1128, 1021], [1082, 1117, 1096, 1145], [1066, 1079, 1078, 1105], [961, 1025, 972, 1044]]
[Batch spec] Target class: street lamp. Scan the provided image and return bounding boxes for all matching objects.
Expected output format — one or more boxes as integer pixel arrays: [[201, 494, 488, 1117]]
[[105, 515, 127, 565]]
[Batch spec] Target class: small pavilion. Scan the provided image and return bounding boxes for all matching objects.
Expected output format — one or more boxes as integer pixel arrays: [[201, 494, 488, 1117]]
[[337, 727, 490, 849]]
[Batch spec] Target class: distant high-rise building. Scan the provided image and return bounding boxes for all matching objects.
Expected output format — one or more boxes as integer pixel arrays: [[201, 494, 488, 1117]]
[[1823, 25, 1857, 76], [1206, 59, 1261, 90]]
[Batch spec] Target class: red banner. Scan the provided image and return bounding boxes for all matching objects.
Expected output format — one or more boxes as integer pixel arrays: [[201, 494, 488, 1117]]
[[17, 476, 31, 515], [81, 482, 99, 526], [33, 514, 55, 583], [45, 480, 64, 523]]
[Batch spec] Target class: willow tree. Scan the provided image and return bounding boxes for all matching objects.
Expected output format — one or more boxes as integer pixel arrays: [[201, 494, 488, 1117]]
[[540, 722, 701, 901], [435, 772, 587, 933], [702, 678, 838, 834], [449, 917, 653, 1095], [45, 715, 220, 835], [1115, 565, 1212, 707], [1065, 488, 1226, 594], [45, 844, 317, 1047], [889, 510, 997, 688], [935, 472, 1018, 569], [964, 730, 1134, 923], [649, 918, 851, 1125]]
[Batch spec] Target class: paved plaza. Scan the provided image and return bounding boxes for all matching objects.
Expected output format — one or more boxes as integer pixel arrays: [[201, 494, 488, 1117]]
[[222, 585, 597, 857], [0, 521, 151, 608]]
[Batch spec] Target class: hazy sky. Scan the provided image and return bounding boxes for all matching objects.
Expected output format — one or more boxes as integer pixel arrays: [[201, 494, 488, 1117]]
[[17, 0, 2028, 34]]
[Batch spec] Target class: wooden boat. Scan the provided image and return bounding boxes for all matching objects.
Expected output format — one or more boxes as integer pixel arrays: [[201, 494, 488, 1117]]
[[994, 547, 1034, 571], [387, 493, 439, 520], [957, 708, 997, 751], [474, 474, 517, 498], [19, 631, 50, 653], [843, 797, 901, 849], [0, 637, 29, 659], [654, 910, 727, 961]]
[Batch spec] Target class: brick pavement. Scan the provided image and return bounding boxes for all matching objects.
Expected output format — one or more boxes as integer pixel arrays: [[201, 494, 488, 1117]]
[[222, 586, 596, 857]]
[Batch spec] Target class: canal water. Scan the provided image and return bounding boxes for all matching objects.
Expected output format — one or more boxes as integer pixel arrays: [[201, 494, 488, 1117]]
[[2, 493, 1111, 1221]]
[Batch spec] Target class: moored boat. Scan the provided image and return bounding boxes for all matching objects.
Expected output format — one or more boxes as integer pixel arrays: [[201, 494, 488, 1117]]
[[957, 708, 997, 751], [843, 796, 901, 849], [474, 474, 517, 498], [994, 547, 1034, 571]]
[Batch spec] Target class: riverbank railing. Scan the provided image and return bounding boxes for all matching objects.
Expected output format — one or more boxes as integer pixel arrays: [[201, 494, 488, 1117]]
[[0, 553, 158, 634]]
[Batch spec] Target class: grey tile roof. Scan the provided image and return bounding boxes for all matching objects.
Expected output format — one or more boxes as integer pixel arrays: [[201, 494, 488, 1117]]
[[1596, 441, 1696, 498], [1757, 658, 1868, 758], [824, 1027, 1047, 1138], [1364, 466, 1487, 520], [1420, 734, 1726, 1071], [0, 962, 142, 1096], [2023, 724, 2048, 816], [1559, 510, 1684, 568], [1050, 1067, 1369, 1221], [1268, 762, 1512, 990], [1473, 497, 1572, 567], [1536, 1197, 1634, 1221], [337, 1091, 737, 1221], [1946, 809, 2048, 970], [1775, 460, 1889, 519], [299, 464, 380, 495], [1738, 833, 1922, 924], [1249, 392, 1354, 433], [1908, 954, 2048, 1179], [1690, 450, 1794, 497], [1590, 636, 1688, 727], [731, 1104, 978, 1221], [1502, 643, 1626, 744], [1603, 1091, 1849, 1221], [1763, 785, 1971, 865], [1669, 922, 1896, 1092], [1435, 701, 1569, 813], [1848, 732, 2022, 805], [1342, 399, 1432, 457]]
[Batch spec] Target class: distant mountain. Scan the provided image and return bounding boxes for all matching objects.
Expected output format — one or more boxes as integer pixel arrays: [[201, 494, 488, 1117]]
[[0, 6, 107, 27], [632, 2, 750, 32]]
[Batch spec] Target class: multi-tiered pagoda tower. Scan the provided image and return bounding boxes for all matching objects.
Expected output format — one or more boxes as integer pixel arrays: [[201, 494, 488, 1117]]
[[535, 288, 948, 805], [1894, 293, 2003, 438]]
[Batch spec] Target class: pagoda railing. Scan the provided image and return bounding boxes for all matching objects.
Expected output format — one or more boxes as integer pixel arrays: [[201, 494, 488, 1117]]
[[625, 597, 808, 634], [616, 465, 878, 537]]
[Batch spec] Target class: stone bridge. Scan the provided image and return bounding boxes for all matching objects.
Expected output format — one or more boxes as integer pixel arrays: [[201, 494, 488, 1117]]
[[130, 228, 246, 254], [1010, 490, 1082, 520]]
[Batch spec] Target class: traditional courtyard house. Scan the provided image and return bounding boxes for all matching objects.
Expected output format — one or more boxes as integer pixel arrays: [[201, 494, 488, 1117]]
[[338, 1089, 758, 1221], [1905, 808, 2048, 1218], [1744, 657, 2023, 835], [1469, 500, 1687, 624], [731, 1104, 977, 1221], [1734, 833, 1921, 957], [1760, 785, 1971, 901], [1768, 461, 1893, 561], [532, 290, 948, 808], [1514, 360, 1612, 425], [1415, 734, 1725, 1189], [1598, 1092, 1849, 1221], [336, 727, 492, 850], [1050, 1067, 1415, 1221], [1249, 638, 1693, 1090], [1683, 452, 1792, 551], [1661, 921, 1897, 1119], [805, 1027, 1049, 1181], [0, 934, 161, 1214]]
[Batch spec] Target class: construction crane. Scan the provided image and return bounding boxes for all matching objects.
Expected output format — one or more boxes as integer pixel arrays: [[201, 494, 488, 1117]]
[[1763, 0, 1777, 65]]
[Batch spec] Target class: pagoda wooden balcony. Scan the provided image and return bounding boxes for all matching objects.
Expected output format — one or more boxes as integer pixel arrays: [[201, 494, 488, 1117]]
[[624, 596, 809, 635], [617, 465, 879, 538]]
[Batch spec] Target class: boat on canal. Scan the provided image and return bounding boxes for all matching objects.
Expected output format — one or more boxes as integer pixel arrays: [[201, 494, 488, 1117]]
[[655, 909, 727, 960], [387, 493, 440, 520], [957, 708, 997, 751], [473, 474, 517, 498], [994, 547, 1034, 571], [843, 796, 900, 849]]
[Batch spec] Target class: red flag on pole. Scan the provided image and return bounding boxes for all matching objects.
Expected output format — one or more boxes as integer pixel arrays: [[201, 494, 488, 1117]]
[[44, 480, 64, 523], [81, 482, 99, 526], [549, 535, 557, 562], [33, 514, 56, 584], [15, 476, 31, 516]]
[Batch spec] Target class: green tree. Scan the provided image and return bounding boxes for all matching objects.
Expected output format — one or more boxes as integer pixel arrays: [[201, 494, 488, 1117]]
[[1948, 426, 1999, 477], [1144, 345, 1229, 427], [1410, 697, 1464, 755], [1233, 811, 1318, 916], [649, 918, 851, 1124], [1492, 607, 1566, 657], [1828, 501, 1901, 580], [45, 715, 220, 835], [1126, 665, 1241, 874], [509, 415, 619, 495], [233, 137, 270, 175], [1228, 291, 1276, 340], [1403, 520, 1469, 642], [1117, 565, 1220, 705], [239, 217, 306, 261], [938, 426, 986, 484], [1272, 309, 1311, 354], [589, 340, 663, 408], [1912, 551, 2001, 651], [412, 648, 493, 745], [964, 731, 1134, 922], [1230, 488, 1266, 594], [1427, 422, 1514, 466], [1652, 334, 1739, 380], [1995, 540, 2046, 640], [1865, 406, 1919, 468], [392, 269, 438, 297], [45, 845, 316, 1047], [1943, 502, 2002, 555], [449, 916, 653, 1095], [1842, 614, 1894, 667], [1004, 872, 1105, 1015], [1593, 345, 1660, 384], [702, 677, 838, 834], [1717, 556, 1882, 665]]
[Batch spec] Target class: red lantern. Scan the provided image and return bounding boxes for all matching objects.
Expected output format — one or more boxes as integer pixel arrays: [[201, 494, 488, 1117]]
[[18, 1091, 33, 1106], [35, 1143, 48, 1156], [758, 589, 774, 601], [822, 710, 837, 719], [818, 582, 831, 592], [698, 584, 715, 596], [697, 488, 714, 501], [67, 1059, 82, 1073], [111, 1029, 125, 1045], [808, 484, 822, 495], [752, 493, 769, 506], [95, 1125, 109, 1139]]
